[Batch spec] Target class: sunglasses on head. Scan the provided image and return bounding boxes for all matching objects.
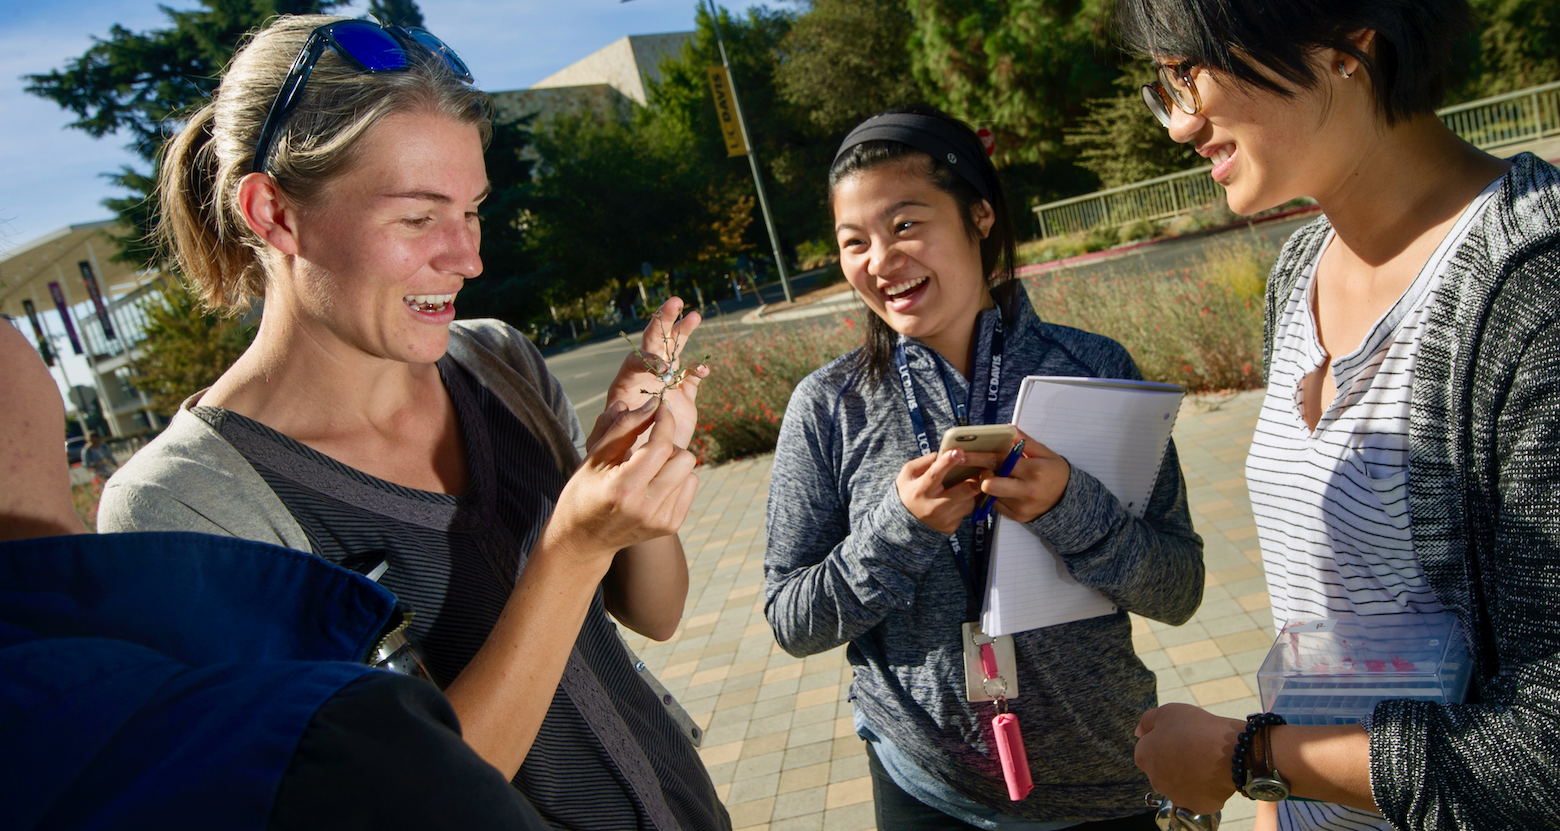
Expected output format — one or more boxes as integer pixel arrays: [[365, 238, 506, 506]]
[[251, 19, 473, 175]]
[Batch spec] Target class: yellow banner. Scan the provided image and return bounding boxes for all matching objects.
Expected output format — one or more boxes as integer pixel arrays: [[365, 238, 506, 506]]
[[707, 66, 748, 158]]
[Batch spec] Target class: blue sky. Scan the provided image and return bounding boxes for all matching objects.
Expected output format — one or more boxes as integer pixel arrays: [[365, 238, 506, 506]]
[[0, 0, 775, 250]]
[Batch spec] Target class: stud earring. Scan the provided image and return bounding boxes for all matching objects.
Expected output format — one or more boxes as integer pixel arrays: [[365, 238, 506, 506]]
[[1338, 61, 1353, 79]]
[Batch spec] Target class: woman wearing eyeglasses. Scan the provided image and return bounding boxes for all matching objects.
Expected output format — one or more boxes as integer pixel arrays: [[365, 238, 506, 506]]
[[1113, 1, 1560, 830], [99, 15, 728, 830]]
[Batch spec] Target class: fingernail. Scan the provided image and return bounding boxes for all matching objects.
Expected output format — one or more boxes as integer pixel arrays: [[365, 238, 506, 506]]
[[610, 400, 629, 416], [638, 398, 660, 413]]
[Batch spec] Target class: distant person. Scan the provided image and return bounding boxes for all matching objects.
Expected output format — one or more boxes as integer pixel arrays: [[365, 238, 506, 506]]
[[82, 432, 116, 483], [98, 15, 726, 830], [0, 318, 550, 830], [1112, 1, 1560, 829], [764, 106, 1205, 829]]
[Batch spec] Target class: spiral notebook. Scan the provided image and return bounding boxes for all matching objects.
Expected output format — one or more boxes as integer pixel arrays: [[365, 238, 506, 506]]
[[981, 376, 1184, 636]]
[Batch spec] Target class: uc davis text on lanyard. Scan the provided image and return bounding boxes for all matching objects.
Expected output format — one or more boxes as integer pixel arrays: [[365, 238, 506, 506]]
[[891, 311, 1005, 622]]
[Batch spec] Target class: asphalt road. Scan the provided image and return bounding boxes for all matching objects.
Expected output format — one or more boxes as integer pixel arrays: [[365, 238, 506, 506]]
[[543, 214, 1320, 416]]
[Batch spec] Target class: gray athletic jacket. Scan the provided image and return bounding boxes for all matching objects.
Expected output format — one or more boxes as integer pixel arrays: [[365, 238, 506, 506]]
[[764, 290, 1205, 821]]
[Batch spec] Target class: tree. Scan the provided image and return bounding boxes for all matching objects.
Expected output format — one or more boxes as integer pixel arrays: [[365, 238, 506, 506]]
[[24, 0, 349, 271], [455, 114, 553, 325], [904, 0, 1118, 169], [1455, 0, 1560, 99], [1065, 64, 1197, 188], [131, 278, 257, 415], [774, 0, 921, 136]]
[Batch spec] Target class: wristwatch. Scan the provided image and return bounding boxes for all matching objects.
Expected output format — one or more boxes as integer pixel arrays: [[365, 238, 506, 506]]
[[1241, 718, 1291, 802]]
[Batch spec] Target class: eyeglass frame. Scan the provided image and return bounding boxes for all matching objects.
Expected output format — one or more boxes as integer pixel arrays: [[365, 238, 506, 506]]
[[250, 20, 474, 175], [1140, 60, 1203, 128]]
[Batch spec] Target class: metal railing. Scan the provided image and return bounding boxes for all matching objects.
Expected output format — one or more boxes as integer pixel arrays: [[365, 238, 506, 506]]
[[1032, 80, 1560, 238], [1438, 80, 1560, 151]]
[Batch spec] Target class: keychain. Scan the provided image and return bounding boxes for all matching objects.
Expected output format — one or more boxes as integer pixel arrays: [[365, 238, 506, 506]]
[[981, 640, 1033, 801], [1146, 792, 1221, 831]]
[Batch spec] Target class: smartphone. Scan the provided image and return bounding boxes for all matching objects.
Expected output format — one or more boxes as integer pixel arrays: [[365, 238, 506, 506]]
[[938, 424, 1018, 487]]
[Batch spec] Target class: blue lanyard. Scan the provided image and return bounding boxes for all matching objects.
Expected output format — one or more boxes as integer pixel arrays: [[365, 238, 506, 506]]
[[893, 312, 1006, 620]]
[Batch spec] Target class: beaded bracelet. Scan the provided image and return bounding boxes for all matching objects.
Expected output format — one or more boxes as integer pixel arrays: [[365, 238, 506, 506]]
[[1232, 712, 1287, 798]]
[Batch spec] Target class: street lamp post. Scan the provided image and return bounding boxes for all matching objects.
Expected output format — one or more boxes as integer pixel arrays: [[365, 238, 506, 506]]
[[623, 0, 794, 303]]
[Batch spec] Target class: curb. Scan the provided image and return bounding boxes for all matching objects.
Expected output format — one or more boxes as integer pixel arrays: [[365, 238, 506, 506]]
[[1016, 204, 1323, 278]]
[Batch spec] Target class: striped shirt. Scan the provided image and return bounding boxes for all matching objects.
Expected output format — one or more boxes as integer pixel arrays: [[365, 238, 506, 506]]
[[1247, 178, 1502, 831], [193, 359, 728, 831]]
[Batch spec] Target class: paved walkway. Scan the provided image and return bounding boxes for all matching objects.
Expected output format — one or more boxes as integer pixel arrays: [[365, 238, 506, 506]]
[[618, 389, 1271, 831]]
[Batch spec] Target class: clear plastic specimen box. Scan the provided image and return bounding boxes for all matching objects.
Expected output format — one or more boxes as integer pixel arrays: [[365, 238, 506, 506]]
[[1257, 612, 1473, 725]]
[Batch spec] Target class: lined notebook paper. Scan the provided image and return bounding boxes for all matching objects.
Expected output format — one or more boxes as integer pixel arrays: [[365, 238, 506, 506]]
[[981, 376, 1184, 636]]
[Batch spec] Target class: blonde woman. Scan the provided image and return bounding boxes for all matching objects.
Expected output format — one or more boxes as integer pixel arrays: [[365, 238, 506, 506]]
[[100, 16, 727, 830]]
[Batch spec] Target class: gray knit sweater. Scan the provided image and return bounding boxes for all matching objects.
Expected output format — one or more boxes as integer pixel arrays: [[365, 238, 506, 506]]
[[764, 291, 1205, 821], [1263, 153, 1560, 831]]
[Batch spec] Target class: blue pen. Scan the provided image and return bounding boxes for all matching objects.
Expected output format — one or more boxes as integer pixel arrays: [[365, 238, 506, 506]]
[[973, 439, 1026, 522]]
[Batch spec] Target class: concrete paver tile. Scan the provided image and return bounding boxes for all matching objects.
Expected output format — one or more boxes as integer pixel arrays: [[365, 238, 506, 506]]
[[783, 741, 834, 770], [700, 740, 745, 767], [743, 731, 790, 759], [772, 786, 828, 820], [771, 815, 825, 831], [1165, 638, 1222, 666], [787, 719, 837, 748], [1175, 656, 1238, 686], [825, 776, 875, 810], [822, 802, 876, 831], [779, 762, 832, 794], [1190, 675, 1254, 706], [1214, 629, 1272, 656], [830, 753, 870, 784], [753, 694, 799, 718], [727, 797, 777, 827], [728, 773, 781, 805]]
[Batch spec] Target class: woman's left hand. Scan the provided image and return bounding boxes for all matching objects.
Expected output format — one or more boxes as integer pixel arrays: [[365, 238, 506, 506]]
[[967, 429, 1071, 523], [1134, 703, 1245, 816], [588, 296, 710, 451]]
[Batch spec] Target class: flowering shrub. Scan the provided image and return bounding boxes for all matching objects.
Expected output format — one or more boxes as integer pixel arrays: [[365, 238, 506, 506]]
[[686, 316, 862, 465], [687, 239, 1269, 465], [72, 480, 103, 532], [1026, 239, 1269, 393]]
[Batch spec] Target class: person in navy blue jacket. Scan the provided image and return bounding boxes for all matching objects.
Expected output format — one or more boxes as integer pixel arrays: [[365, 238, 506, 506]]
[[0, 320, 546, 830]]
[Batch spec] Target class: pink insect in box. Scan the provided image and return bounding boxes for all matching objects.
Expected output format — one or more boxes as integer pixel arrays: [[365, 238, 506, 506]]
[[1256, 612, 1472, 726]]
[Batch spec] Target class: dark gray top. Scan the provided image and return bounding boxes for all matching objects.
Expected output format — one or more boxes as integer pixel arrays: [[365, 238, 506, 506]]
[[764, 290, 1205, 822], [1264, 153, 1560, 831], [194, 359, 728, 831]]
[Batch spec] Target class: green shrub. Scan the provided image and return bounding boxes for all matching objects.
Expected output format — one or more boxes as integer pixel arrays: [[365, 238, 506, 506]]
[[1026, 239, 1269, 393], [686, 317, 862, 464], [1083, 223, 1120, 252], [795, 238, 839, 271], [1119, 218, 1160, 245], [1017, 234, 1088, 265]]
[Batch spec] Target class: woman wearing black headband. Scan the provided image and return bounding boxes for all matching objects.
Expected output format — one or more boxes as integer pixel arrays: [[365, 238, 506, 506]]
[[763, 107, 1204, 829]]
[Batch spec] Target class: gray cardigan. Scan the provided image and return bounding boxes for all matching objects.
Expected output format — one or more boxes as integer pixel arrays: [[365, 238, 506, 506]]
[[100, 320, 588, 542], [764, 290, 1205, 822], [1263, 153, 1560, 830]]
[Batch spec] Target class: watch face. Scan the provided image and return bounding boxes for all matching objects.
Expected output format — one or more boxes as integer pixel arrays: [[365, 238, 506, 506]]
[[1246, 777, 1291, 802]]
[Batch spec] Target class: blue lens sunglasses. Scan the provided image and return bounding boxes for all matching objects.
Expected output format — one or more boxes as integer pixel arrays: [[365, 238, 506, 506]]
[[251, 20, 474, 174]]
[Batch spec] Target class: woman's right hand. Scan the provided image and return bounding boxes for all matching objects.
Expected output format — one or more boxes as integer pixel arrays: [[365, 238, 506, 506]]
[[896, 450, 985, 535], [543, 399, 699, 572]]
